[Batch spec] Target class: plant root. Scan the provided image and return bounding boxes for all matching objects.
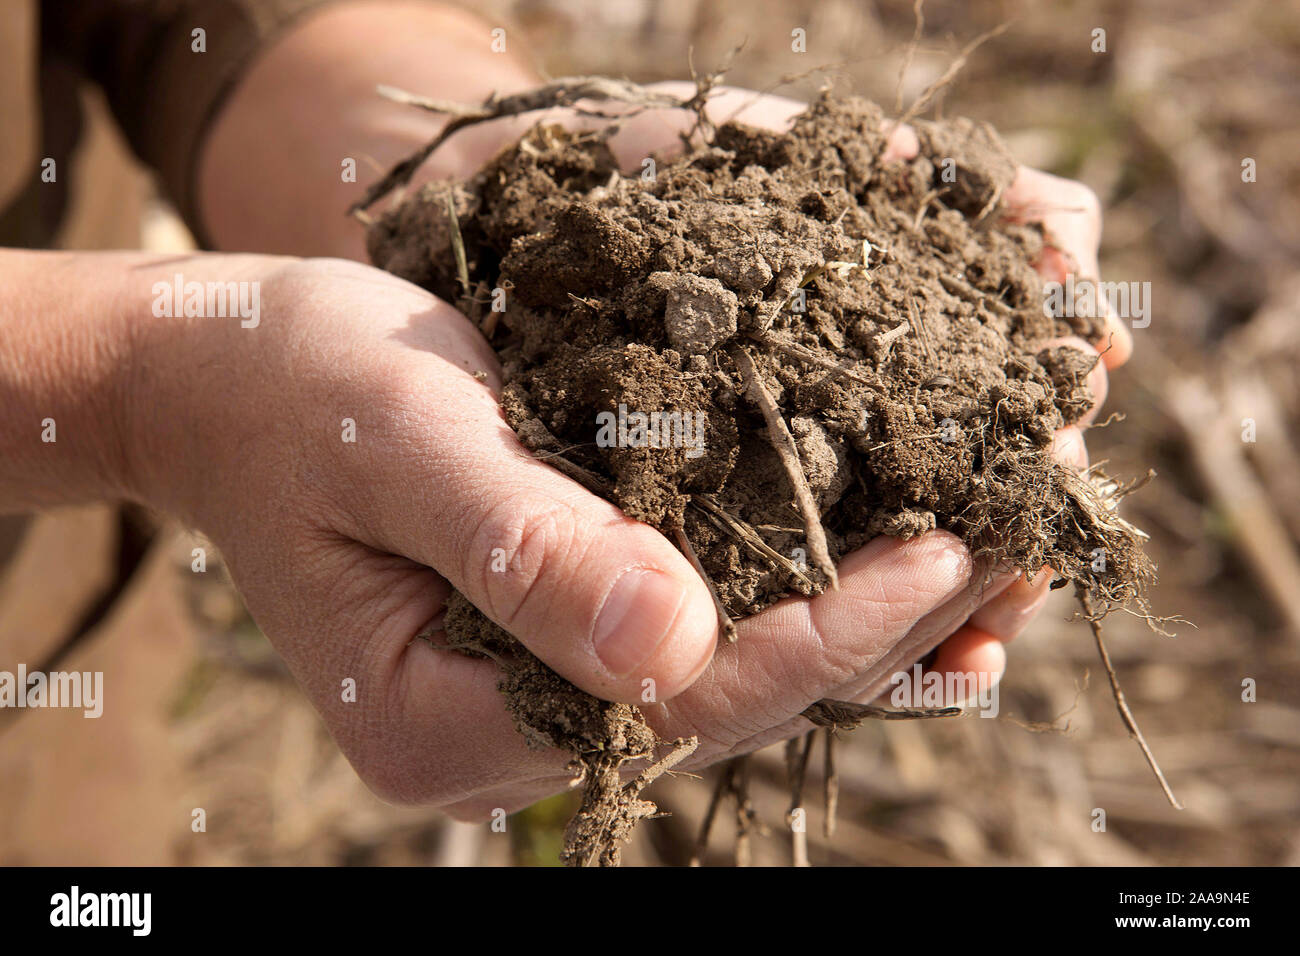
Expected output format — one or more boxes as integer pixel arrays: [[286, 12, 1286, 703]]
[[733, 347, 839, 590], [674, 525, 738, 643]]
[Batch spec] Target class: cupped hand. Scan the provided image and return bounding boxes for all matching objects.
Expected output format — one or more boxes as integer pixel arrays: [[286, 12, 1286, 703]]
[[119, 240, 1108, 819], [416, 86, 1122, 816]]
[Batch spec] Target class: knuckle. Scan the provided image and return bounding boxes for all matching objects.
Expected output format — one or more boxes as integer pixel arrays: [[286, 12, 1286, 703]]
[[460, 490, 587, 630]]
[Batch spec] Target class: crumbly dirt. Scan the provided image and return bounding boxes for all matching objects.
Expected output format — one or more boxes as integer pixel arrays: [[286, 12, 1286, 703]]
[[367, 92, 1154, 865]]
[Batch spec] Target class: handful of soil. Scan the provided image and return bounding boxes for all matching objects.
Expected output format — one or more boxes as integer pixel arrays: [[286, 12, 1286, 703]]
[[364, 88, 1157, 865]]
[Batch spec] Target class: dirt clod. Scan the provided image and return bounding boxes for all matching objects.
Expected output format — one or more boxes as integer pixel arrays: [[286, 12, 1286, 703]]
[[368, 90, 1157, 865]]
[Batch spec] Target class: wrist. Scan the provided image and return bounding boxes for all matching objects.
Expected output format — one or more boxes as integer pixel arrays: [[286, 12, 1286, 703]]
[[115, 253, 295, 524], [0, 251, 141, 511]]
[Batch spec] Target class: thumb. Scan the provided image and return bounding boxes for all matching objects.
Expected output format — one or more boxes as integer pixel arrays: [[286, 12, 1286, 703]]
[[351, 358, 719, 705]]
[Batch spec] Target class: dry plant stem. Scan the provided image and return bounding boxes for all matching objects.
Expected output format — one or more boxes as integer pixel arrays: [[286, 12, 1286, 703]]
[[444, 191, 470, 298], [889, 21, 1012, 132], [1079, 588, 1184, 810], [566, 735, 700, 867], [938, 272, 1014, 316], [516, 417, 612, 495], [893, 0, 927, 116], [755, 331, 878, 386], [785, 733, 815, 867], [357, 79, 688, 212], [691, 755, 761, 866], [906, 296, 937, 366], [802, 698, 961, 729], [733, 347, 839, 589], [876, 320, 911, 355], [690, 761, 733, 867], [630, 735, 699, 793], [1164, 376, 1300, 639], [673, 525, 738, 642], [691, 494, 816, 590], [733, 755, 757, 867], [358, 68, 738, 214], [822, 727, 839, 839]]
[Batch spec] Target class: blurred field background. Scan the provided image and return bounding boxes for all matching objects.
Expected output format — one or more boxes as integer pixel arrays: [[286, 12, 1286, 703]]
[[1, 0, 1297, 865]]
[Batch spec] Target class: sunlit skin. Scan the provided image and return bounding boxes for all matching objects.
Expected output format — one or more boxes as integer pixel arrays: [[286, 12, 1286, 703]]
[[1, 1, 1127, 817]]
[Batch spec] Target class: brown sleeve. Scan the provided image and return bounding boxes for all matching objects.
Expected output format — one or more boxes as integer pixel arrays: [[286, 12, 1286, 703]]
[[40, 0, 336, 238]]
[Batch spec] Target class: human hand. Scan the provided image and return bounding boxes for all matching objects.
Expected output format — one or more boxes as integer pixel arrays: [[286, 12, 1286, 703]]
[[97, 254, 1073, 818], [190, 86, 1120, 819], [421, 87, 1126, 817]]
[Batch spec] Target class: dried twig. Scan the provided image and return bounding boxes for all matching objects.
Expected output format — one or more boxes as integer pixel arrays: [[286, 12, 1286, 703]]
[[906, 296, 937, 366], [733, 348, 839, 589], [890, 21, 1012, 132], [802, 698, 961, 729], [757, 332, 877, 387], [785, 733, 815, 867], [1163, 376, 1300, 639], [893, 0, 927, 116], [356, 76, 712, 213], [875, 319, 912, 362], [822, 727, 839, 839], [690, 761, 732, 867], [732, 755, 758, 867], [1078, 589, 1184, 810], [673, 526, 737, 643], [445, 191, 470, 298], [627, 735, 699, 795], [691, 494, 817, 590]]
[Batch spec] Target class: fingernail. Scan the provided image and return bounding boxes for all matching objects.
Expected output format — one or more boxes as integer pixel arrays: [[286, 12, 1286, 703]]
[[593, 570, 684, 677]]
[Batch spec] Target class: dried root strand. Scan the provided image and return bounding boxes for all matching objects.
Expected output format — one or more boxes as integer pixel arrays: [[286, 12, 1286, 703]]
[[731, 755, 759, 867], [358, 57, 746, 215], [890, 20, 1012, 132], [673, 525, 737, 643], [690, 754, 763, 867], [755, 331, 879, 387], [733, 347, 839, 590], [355, 78, 694, 213], [690, 759, 732, 867], [801, 697, 961, 730], [564, 735, 699, 867], [785, 733, 815, 867], [691, 494, 817, 591], [822, 727, 839, 839], [1077, 588, 1184, 810]]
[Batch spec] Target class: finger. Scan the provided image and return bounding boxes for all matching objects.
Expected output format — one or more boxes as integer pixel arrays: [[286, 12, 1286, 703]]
[[608, 84, 918, 167], [644, 531, 976, 757], [969, 567, 1057, 643], [1051, 425, 1090, 471], [925, 625, 1007, 700], [1005, 168, 1133, 369], [333, 297, 719, 706], [880, 122, 919, 163]]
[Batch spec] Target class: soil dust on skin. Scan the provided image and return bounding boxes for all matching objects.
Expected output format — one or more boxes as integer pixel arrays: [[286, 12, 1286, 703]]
[[367, 92, 1157, 865]]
